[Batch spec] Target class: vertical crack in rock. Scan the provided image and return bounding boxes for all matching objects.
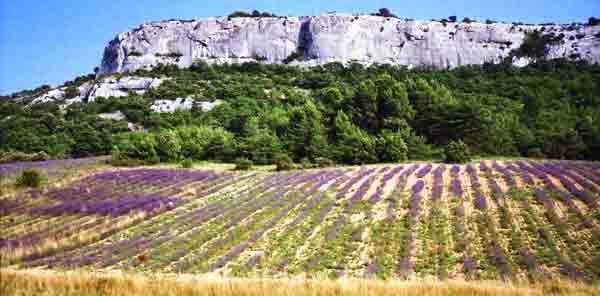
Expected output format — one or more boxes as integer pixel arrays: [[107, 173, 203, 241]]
[[298, 18, 313, 60]]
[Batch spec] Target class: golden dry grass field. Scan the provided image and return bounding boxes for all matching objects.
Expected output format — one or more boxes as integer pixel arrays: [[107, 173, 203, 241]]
[[2, 268, 600, 296]]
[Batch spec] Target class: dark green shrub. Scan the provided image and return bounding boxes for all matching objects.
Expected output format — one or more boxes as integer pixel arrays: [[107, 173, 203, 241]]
[[110, 157, 148, 167], [110, 146, 122, 161], [274, 154, 295, 171], [176, 126, 236, 161], [0, 151, 50, 163], [512, 30, 562, 58], [16, 169, 46, 188], [31, 151, 50, 161], [315, 157, 335, 168], [300, 158, 314, 169], [228, 10, 274, 18], [110, 146, 148, 166], [234, 158, 253, 170], [113, 132, 159, 164], [527, 147, 545, 158], [403, 131, 440, 160], [155, 52, 184, 58], [128, 51, 143, 57], [377, 131, 408, 163], [444, 140, 471, 163], [180, 158, 193, 168], [371, 8, 398, 18], [155, 129, 181, 162], [229, 11, 251, 18], [283, 51, 304, 64]]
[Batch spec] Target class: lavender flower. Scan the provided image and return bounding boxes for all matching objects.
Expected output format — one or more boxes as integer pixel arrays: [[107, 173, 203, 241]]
[[451, 178, 463, 197], [463, 255, 477, 275], [415, 164, 433, 178]]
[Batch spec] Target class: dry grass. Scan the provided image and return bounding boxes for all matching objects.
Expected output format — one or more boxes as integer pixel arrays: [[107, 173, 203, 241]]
[[2, 269, 599, 296], [1, 213, 146, 263]]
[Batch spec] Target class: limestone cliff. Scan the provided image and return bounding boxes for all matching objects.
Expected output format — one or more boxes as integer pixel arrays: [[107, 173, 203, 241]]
[[99, 14, 600, 74]]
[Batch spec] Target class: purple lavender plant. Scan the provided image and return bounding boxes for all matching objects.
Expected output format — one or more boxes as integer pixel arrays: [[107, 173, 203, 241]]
[[467, 165, 487, 210], [415, 164, 433, 178], [451, 178, 463, 198], [463, 255, 477, 275], [431, 165, 445, 200]]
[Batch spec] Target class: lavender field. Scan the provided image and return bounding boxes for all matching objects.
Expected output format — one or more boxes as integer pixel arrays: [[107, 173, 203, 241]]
[[0, 156, 108, 178], [1, 160, 600, 282]]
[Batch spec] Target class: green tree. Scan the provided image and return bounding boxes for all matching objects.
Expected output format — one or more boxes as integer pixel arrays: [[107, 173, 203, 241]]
[[444, 139, 472, 163], [375, 74, 414, 130], [176, 126, 235, 161], [286, 100, 328, 161], [351, 80, 378, 130], [241, 129, 282, 165], [377, 130, 408, 162], [114, 132, 159, 163], [155, 129, 181, 162], [333, 111, 377, 164]]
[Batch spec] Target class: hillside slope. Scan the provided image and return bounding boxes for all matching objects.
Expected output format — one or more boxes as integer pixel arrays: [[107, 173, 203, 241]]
[[2, 160, 600, 281]]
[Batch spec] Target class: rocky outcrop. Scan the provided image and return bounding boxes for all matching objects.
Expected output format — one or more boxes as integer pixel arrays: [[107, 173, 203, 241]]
[[150, 98, 223, 112], [98, 14, 600, 74], [83, 76, 165, 101], [98, 111, 127, 121], [29, 76, 223, 113], [31, 76, 165, 105]]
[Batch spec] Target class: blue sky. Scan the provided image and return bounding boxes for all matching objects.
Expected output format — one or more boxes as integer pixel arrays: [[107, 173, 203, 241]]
[[1, 0, 598, 95]]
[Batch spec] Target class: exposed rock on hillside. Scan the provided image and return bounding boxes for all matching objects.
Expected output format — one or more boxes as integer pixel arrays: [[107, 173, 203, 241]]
[[84, 76, 164, 101], [98, 14, 600, 74], [150, 98, 223, 113], [31, 76, 165, 105]]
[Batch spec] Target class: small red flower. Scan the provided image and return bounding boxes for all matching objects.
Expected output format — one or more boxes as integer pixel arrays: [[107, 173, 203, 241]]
[[137, 255, 147, 264]]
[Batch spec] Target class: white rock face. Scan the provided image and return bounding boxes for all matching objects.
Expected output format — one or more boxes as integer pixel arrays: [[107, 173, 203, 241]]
[[150, 97, 194, 112], [83, 76, 165, 102], [98, 14, 600, 74], [98, 110, 126, 120], [31, 76, 166, 105], [31, 88, 67, 104], [150, 98, 223, 112]]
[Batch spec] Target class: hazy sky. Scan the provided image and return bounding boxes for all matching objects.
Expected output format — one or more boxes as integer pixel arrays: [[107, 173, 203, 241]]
[[1, 0, 598, 95]]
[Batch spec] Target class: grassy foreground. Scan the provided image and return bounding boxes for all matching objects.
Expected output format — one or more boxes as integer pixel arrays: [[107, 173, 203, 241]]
[[2, 269, 599, 296]]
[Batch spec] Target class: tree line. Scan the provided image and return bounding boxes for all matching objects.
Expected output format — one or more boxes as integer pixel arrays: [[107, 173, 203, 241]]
[[1, 58, 599, 165]]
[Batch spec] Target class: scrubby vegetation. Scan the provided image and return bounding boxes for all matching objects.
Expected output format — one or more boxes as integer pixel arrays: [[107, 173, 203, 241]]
[[15, 168, 46, 188], [128, 51, 143, 57], [0, 151, 49, 164], [370, 8, 398, 18], [2, 59, 600, 166], [511, 30, 564, 59], [228, 10, 275, 18], [234, 158, 253, 170], [444, 140, 471, 163]]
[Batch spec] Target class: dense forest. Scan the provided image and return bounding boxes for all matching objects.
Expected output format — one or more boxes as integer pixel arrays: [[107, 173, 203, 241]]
[[1, 59, 599, 166]]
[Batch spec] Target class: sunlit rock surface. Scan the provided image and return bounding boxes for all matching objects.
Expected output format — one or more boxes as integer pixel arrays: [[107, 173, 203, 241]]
[[98, 14, 600, 74], [31, 76, 165, 105]]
